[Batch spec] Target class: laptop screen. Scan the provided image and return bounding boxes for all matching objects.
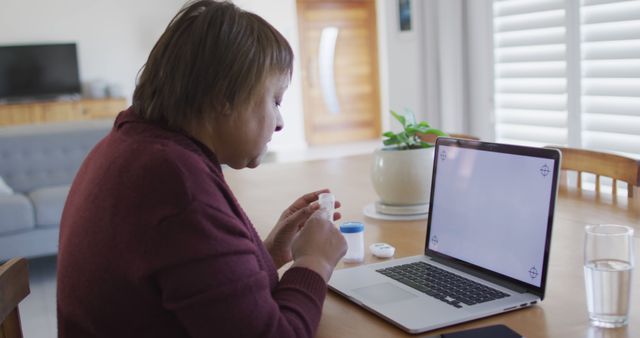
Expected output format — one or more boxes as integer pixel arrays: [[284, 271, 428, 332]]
[[426, 139, 559, 289]]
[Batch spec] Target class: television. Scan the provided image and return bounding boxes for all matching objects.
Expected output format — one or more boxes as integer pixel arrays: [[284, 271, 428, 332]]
[[0, 43, 81, 102]]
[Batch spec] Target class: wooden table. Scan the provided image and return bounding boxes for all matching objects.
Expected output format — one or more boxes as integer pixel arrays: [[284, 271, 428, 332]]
[[224, 154, 640, 338]]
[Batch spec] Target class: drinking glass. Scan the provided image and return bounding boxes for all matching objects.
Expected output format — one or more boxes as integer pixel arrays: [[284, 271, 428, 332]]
[[584, 224, 635, 328]]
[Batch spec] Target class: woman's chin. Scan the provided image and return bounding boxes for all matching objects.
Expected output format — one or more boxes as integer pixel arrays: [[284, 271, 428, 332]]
[[246, 159, 261, 169], [246, 150, 268, 169]]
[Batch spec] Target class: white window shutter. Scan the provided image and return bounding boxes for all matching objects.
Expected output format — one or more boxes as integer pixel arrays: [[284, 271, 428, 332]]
[[581, 0, 640, 158], [493, 0, 568, 147]]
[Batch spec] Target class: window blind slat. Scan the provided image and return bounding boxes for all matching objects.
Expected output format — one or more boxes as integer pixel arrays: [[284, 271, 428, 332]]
[[583, 40, 640, 59], [583, 113, 640, 134], [583, 78, 640, 96], [495, 27, 565, 47], [582, 1, 640, 24], [496, 78, 566, 94], [496, 45, 565, 63], [581, 20, 640, 41], [495, 10, 564, 32], [582, 60, 640, 77], [496, 124, 567, 144], [583, 0, 636, 6], [582, 96, 640, 116], [496, 61, 565, 77], [496, 108, 567, 127], [583, 131, 640, 155], [494, 0, 565, 17], [497, 93, 567, 110]]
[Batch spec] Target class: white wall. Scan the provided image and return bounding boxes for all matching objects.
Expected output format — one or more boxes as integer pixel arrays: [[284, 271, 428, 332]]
[[0, 0, 184, 103], [381, 0, 423, 132], [234, 0, 307, 151], [381, 0, 494, 139], [465, 0, 494, 141]]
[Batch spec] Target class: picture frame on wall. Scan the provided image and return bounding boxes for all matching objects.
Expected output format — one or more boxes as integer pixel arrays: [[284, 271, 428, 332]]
[[398, 0, 412, 32], [396, 0, 415, 40]]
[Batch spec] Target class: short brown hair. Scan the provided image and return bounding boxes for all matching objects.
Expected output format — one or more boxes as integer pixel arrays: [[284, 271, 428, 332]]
[[133, 0, 293, 129]]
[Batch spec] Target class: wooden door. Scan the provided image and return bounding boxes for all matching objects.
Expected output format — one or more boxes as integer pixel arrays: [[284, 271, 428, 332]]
[[297, 0, 381, 145]]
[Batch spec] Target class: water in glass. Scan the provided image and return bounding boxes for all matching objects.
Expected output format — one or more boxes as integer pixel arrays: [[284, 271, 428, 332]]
[[584, 259, 633, 328]]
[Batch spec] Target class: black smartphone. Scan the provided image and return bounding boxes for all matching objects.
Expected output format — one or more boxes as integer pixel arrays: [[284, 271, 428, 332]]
[[425, 324, 524, 338]]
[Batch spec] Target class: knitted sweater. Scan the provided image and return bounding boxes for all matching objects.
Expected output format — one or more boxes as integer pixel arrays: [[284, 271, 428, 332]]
[[57, 109, 327, 338]]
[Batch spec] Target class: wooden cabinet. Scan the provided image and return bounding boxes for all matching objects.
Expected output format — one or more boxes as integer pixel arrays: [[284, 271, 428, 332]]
[[0, 98, 128, 126]]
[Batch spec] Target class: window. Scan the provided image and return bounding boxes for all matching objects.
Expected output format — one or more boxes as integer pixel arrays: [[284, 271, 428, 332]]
[[493, 0, 640, 159]]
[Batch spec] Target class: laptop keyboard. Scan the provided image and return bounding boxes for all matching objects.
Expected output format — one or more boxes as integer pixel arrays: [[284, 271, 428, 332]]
[[376, 262, 510, 308]]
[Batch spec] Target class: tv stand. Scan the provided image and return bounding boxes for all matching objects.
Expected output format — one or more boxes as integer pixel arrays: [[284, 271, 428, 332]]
[[0, 97, 127, 126]]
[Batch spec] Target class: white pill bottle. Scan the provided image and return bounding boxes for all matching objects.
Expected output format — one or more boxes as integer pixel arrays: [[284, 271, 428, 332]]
[[339, 221, 365, 263], [318, 193, 335, 222]]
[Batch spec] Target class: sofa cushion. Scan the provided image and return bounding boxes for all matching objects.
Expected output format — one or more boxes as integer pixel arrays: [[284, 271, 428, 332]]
[[0, 176, 13, 195], [28, 185, 71, 227], [0, 193, 35, 235]]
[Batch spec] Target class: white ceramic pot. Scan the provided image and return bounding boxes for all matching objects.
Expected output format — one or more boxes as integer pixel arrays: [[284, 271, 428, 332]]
[[371, 147, 434, 205]]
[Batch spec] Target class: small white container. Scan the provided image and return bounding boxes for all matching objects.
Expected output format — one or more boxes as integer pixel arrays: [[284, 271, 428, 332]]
[[340, 221, 365, 263], [318, 193, 335, 222]]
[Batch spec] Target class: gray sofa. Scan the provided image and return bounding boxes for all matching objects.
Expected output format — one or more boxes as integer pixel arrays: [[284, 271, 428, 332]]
[[0, 120, 112, 261]]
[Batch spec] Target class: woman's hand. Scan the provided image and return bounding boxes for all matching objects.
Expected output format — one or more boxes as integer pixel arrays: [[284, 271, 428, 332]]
[[264, 189, 341, 269], [290, 211, 347, 282]]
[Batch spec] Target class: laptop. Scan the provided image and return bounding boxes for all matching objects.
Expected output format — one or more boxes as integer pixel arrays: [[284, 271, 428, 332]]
[[329, 138, 561, 334]]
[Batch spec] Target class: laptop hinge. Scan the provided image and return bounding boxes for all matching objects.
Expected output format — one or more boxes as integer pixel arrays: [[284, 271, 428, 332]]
[[430, 256, 529, 294]]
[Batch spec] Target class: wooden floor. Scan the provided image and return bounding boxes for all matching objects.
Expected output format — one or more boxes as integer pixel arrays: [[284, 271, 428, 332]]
[[21, 256, 57, 338]]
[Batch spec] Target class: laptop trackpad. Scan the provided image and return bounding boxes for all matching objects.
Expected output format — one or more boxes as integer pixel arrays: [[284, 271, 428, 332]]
[[352, 283, 417, 305]]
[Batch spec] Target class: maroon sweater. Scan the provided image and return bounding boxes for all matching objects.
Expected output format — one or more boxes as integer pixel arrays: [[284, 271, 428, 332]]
[[57, 109, 327, 338]]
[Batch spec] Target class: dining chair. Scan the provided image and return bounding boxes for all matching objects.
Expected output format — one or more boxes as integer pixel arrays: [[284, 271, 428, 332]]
[[0, 258, 30, 338], [545, 146, 640, 198]]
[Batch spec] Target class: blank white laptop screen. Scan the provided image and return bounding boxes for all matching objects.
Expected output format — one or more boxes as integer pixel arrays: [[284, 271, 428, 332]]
[[428, 145, 556, 287]]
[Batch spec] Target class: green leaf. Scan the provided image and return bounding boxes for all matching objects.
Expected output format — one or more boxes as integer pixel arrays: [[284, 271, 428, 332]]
[[384, 109, 447, 150], [390, 110, 406, 128], [420, 128, 448, 137], [382, 131, 396, 138], [383, 138, 399, 146], [412, 125, 432, 134], [382, 133, 400, 145], [404, 126, 420, 136], [397, 132, 410, 144]]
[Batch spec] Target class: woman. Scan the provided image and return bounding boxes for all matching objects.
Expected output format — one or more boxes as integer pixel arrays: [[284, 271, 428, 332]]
[[57, 1, 347, 337]]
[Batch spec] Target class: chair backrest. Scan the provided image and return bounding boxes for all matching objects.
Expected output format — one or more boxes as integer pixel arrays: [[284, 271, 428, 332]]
[[418, 132, 480, 144], [546, 146, 640, 198], [0, 258, 30, 338]]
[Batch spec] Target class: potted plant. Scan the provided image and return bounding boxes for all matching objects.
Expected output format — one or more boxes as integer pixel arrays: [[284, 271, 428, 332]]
[[371, 110, 447, 215]]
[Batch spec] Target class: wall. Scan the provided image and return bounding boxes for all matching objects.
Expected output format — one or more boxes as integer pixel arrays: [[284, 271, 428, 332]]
[[381, 0, 494, 139], [234, 0, 307, 151], [0, 0, 183, 103], [0, 0, 314, 151], [465, 0, 494, 141], [381, 0, 423, 132], [2, 0, 464, 150]]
